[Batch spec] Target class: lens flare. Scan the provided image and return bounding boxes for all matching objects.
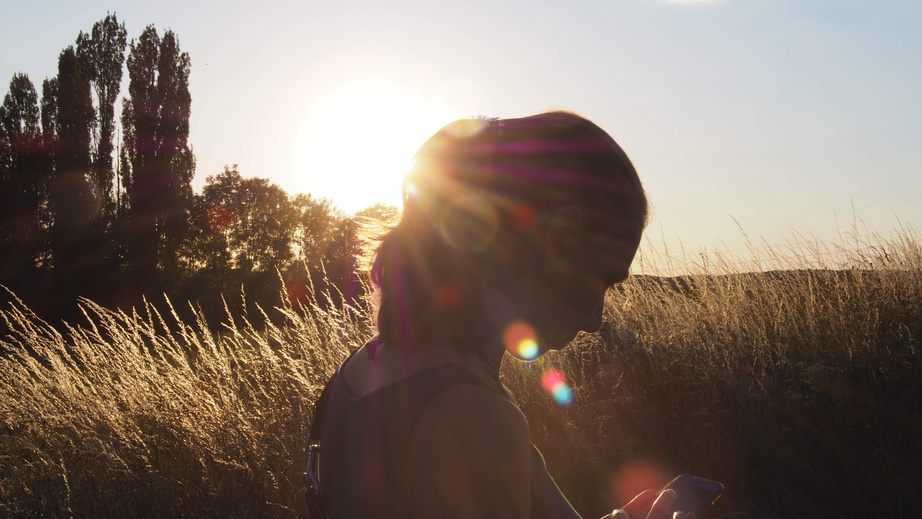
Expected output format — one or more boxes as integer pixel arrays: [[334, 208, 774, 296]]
[[406, 182, 420, 199], [207, 206, 232, 231], [435, 282, 459, 307], [518, 339, 539, 360], [541, 369, 565, 391], [438, 194, 498, 253], [503, 321, 540, 360], [512, 204, 537, 229], [541, 369, 574, 406], [610, 461, 664, 507]]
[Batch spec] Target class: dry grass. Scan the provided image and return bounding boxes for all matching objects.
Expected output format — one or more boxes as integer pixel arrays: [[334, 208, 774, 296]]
[[514, 226, 922, 518], [0, 293, 369, 517], [1, 225, 921, 518]]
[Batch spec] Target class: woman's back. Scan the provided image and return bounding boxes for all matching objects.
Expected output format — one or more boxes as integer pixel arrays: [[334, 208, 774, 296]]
[[320, 340, 580, 519]]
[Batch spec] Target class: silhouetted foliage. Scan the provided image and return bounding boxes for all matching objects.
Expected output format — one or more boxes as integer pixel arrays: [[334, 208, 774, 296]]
[[120, 25, 194, 294], [178, 165, 298, 322], [46, 46, 98, 315], [178, 166, 378, 326], [77, 12, 127, 220], [283, 194, 346, 308], [293, 194, 342, 268], [0, 15, 397, 330], [199, 166, 298, 273], [0, 73, 50, 297], [320, 202, 398, 306]]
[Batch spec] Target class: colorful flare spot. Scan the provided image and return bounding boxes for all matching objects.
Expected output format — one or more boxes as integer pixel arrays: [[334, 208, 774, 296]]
[[518, 339, 539, 360], [552, 385, 573, 406], [512, 204, 537, 229], [435, 282, 459, 307], [610, 461, 664, 507], [286, 282, 307, 307], [503, 321, 539, 360], [541, 369, 574, 406], [541, 369, 565, 392], [207, 206, 232, 231]]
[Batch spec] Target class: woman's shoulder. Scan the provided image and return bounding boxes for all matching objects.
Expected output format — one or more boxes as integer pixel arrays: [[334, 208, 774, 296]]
[[403, 383, 533, 518], [417, 380, 529, 436]]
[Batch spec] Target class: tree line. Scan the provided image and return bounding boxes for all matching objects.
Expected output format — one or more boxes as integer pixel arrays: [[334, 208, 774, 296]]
[[0, 14, 393, 328]]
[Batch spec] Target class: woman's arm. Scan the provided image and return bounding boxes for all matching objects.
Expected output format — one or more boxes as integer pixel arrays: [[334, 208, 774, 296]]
[[529, 445, 583, 519]]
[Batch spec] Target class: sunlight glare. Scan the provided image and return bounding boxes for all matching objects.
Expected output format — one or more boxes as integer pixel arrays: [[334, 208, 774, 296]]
[[541, 369, 574, 406], [296, 81, 451, 213], [503, 320, 540, 360]]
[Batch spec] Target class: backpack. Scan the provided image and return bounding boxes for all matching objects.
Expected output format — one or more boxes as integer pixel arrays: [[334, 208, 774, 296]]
[[305, 372, 333, 519]]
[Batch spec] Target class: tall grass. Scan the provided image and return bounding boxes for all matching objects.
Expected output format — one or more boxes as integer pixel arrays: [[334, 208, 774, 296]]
[[0, 292, 368, 517], [517, 226, 922, 518], [1, 226, 921, 518]]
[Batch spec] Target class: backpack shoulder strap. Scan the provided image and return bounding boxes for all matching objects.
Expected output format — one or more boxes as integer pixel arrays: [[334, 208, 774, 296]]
[[305, 374, 333, 519], [305, 344, 364, 519]]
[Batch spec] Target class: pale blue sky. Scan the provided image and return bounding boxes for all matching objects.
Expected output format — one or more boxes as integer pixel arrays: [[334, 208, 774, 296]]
[[3, 0, 921, 270]]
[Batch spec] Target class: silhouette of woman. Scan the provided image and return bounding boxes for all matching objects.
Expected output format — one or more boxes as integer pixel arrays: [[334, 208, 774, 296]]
[[307, 111, 694, 519]]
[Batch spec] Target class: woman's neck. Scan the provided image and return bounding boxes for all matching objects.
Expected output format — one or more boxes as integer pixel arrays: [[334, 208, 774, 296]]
[[378, 326, 507, 388]]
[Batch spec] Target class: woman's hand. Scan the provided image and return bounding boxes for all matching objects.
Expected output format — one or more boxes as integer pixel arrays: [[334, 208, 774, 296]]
[[603, 489, 696, 519]]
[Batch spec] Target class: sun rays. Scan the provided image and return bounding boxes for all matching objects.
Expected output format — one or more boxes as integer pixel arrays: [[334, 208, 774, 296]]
[[295, 80, 450, 213]]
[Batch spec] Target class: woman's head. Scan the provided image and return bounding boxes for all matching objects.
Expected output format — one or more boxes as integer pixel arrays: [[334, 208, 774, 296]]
[[368, 111, 647, 357]]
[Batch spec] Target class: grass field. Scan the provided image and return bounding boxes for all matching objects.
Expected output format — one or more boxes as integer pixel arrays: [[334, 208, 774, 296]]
[[1, 227, 920, 518]]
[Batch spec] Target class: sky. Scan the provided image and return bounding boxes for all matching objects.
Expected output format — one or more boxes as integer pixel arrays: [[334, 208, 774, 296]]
[[2, 0, 921, 272]]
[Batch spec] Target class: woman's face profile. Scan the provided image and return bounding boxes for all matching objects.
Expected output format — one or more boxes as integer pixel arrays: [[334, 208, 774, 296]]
[[508, 215, 643, 357]]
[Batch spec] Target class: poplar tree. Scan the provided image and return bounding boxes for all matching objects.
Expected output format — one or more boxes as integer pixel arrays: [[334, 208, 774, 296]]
[[0, 73, 49, 287], [49, 46, 96, 298], [77, 12, 127, 218], [121, 25, 194, 289]]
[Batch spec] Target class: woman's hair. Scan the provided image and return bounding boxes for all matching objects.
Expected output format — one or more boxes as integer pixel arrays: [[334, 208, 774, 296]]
[[365, 111, 647, 353]]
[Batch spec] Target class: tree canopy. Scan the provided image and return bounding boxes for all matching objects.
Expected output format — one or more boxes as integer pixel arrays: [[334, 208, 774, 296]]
[[0, 14, 395, 326]]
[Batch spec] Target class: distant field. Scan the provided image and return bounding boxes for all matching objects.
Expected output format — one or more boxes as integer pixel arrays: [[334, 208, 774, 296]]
[[2, 229, 920, 518]]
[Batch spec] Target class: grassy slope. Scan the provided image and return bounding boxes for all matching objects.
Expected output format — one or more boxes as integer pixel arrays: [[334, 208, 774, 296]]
[[1, 231, 920, 518]]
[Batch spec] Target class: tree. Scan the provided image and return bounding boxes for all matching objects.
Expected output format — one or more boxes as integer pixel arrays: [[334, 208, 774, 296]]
[[49, 46, 97, 281], [40, 78, 57, 162], [234, 176, 297, 273], [320, 203, 398, 305], [292, 194, 341, 268], [77, 12, 127, 218], [0, 73, 50, 289], [179, 166, 299, 325], [189, 166, 297, 274], [120, 25, 194, 290]]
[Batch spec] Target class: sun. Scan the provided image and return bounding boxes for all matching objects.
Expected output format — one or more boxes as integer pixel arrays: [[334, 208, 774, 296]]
[[296, 80, 451, 214]]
